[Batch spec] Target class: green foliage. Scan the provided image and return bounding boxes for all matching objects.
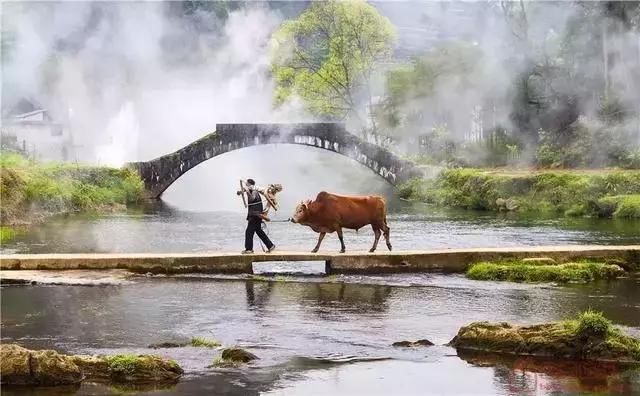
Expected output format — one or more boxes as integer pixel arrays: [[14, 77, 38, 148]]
[[0, 153, 144, 225], [398, 169, 640, 215], [0, 226, 17, 243], [535, 119, 640, 169], [575, 309, 612, 337], [270, 0, 395, 118], [106, 355, 142, 376], [190, 337, 220, 348], [377, 42, 483, 138], [591, 195, 640, 218], [396, 177, 429, 201], [466, 261, 625, 283], [0, 153, 30, 167]]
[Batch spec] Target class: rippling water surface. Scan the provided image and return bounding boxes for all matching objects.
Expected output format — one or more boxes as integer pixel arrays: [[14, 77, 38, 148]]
[[2, 274, 639, 395], [2, 203, 639, 254]]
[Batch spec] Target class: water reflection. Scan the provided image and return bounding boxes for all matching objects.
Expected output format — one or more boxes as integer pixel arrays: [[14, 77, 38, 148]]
[[3, 202, 640, 254], [459, 351, 640, 395], [245, 280, 274, 311], [299, 283, 393, 315]]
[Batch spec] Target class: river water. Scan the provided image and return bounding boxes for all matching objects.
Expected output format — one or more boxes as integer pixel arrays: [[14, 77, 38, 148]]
[[1, 203, 640, 395], [2, 274, 640, 395], [2, 202, 640, 254]]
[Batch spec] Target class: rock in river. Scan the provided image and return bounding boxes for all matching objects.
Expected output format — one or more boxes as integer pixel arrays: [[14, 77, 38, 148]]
[[448, 314, 640, 363], [210, 347, 258, 368], [1, 344, 183, 387], [392, 339, 434, 347], [74, 354, 183, 383], [0, 344, 83, 386], [221, 347, 258, 363]]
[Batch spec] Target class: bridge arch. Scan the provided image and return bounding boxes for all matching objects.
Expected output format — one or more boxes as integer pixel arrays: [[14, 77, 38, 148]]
[[127, 123, 420, 199]]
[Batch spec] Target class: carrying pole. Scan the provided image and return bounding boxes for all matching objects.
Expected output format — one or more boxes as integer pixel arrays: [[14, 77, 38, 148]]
[[239, 180, 247, 208]]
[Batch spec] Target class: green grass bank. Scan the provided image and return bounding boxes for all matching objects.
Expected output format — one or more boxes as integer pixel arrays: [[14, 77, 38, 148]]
[[0, 153, 144, 227], [398, 168, 640, 218]]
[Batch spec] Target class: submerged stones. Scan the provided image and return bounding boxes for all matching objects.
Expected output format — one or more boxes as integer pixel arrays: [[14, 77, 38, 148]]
[[148, 342, 187, 349], [448, 313, 640, 364], [392, 339, 434, 347], [148, 337, 221, 349], [0, 344, 183, 387]]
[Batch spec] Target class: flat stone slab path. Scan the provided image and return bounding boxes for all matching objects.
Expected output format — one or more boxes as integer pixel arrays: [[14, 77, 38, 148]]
[[1, 245, 638, 275]]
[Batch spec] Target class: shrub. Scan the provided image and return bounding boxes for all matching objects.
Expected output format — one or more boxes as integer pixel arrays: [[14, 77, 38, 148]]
[[1, 153, 144, 224], [576, 310, 612, 337], [398, 169, 640, 216]]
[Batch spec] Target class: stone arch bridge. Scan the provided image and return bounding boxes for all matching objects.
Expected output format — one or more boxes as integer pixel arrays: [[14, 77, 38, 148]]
[[127, 123, 421, 199]]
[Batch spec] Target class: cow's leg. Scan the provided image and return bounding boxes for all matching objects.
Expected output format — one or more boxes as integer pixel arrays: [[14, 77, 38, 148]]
[[311, 232, 326, 253], [383, 223, 392, 251], [370, 225, 381, 253], [336, 227, 346, 253]]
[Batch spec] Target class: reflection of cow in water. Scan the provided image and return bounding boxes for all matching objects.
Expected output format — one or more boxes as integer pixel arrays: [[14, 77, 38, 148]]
[[291, 191, 392, 253]]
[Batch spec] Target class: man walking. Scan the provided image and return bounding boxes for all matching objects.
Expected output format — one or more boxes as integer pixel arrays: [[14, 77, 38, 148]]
[[238, 179, 275, 254]]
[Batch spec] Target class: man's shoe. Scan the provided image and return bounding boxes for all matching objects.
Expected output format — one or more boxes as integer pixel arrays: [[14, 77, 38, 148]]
[[267, 245, 276, 253], [241, 250, 254, 254]]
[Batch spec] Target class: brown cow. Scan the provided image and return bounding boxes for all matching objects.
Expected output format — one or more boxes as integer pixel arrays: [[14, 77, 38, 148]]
[[291, 191, 392, 253]]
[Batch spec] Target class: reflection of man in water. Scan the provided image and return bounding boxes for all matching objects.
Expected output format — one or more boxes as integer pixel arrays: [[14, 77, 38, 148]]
[[238, 179, 275, 254]]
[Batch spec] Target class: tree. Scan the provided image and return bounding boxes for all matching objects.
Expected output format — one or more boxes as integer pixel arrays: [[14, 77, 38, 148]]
[[376, 42, 483, 139], [270, 0, 395, 134]]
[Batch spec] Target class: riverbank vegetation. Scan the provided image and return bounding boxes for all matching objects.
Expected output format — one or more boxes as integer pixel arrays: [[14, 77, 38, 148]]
[[268, 2, 640, 171], [466, 260, 626, 283], [449, 310, 640, 363], [398, 169, 640, 217], [0, 153, 144, 226]]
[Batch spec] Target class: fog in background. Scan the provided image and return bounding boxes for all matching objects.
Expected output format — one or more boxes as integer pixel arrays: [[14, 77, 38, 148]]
[[3, 1, 637, 212], [1, 1, 387, 212]]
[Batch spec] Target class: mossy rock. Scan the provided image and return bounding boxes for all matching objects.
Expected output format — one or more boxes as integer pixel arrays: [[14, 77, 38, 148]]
[[392, 339, 434, 347], [466, 261, 625, 283], [100, 355, 183, 383], [1, 344, 183, 387], [209, 348, 258, 369], [148, 337, 220, 349], [0, 344, 83, 386], [449, 312, 640, 363], [221, 348, 258, 363]]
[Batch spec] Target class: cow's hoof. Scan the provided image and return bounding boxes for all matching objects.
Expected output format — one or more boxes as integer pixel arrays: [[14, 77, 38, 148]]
[[339, 249, 345, 254], [387, 245, 393, 251], [311, 249, 319, 253], [368, 249, 376, 253]]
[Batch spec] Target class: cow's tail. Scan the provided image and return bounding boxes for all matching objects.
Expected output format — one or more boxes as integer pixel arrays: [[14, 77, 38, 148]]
[[379, 198, 391, 251]]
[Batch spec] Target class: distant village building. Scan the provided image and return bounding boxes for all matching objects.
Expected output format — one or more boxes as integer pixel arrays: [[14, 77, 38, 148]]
[[1, 98, 72, 161]]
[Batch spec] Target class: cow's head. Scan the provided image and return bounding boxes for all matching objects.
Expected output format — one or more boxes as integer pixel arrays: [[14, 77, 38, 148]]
[[291, 200, 311, 224]]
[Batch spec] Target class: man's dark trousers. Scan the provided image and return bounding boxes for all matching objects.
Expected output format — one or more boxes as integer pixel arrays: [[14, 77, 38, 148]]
[[245, 216, 274, 251]]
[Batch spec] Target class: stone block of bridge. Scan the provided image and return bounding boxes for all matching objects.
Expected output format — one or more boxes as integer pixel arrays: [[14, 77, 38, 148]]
[[127, 123, 421, 199]]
